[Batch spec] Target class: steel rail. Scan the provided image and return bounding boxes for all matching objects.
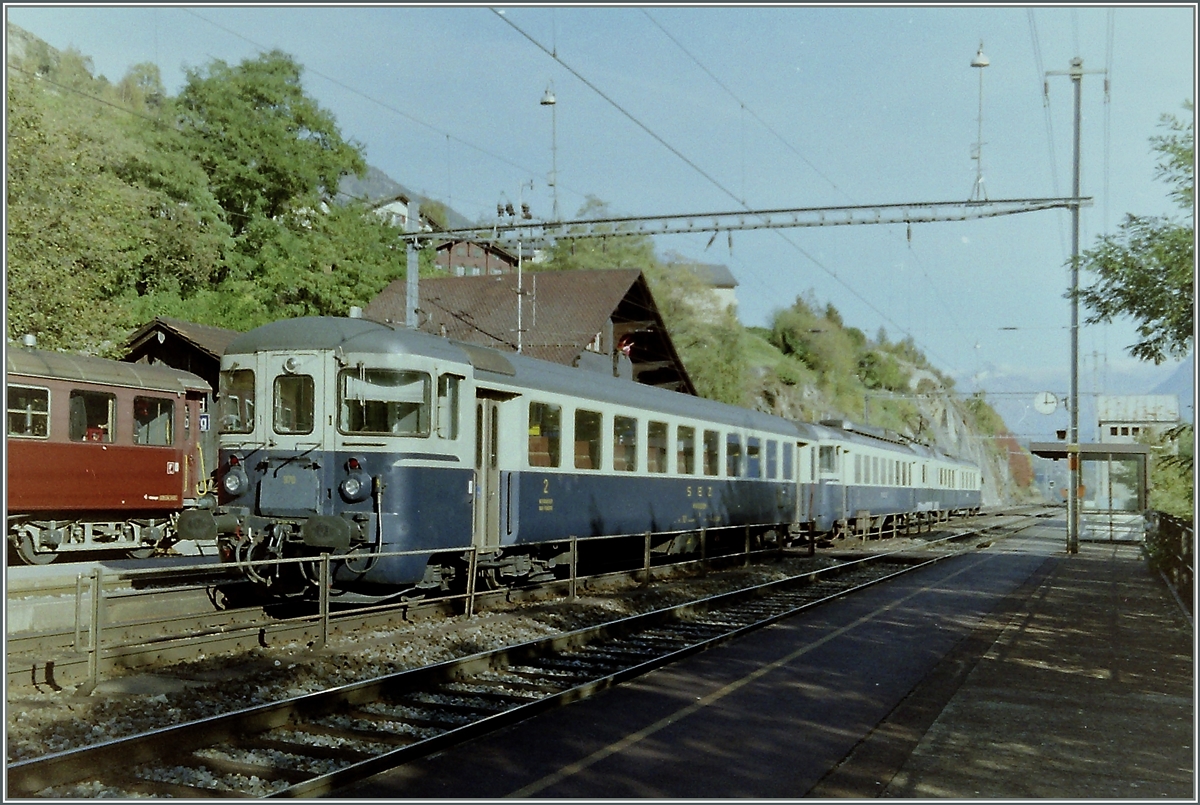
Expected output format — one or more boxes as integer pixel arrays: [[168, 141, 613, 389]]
[[8, 511, 1044, 797]]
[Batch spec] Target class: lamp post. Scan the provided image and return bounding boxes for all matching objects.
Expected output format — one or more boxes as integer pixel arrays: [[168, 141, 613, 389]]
[[540, 83, 558, 222], [970, 43, 989, 201]]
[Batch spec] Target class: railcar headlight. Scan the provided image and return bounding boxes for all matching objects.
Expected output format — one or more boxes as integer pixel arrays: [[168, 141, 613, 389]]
[[341, 476, 363, 499], [223, 469, 249, 497], [339, 456, 371, 503]]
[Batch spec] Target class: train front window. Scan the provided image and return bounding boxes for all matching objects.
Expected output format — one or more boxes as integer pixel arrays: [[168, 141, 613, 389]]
[[133, 396, 173, 445], [274, 375, 315, 434], [68, 390, 116, 442], [7, 385, 49, 438], [339, 369, 430, 436], [218, 370, 255, 434]]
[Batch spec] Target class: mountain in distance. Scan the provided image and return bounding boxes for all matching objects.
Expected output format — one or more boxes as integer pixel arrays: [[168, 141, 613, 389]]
[[336, 166, 475, 230], [1152, 356, 1195, 422]]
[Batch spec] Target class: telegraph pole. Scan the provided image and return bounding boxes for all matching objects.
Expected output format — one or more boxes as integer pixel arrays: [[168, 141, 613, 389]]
[[1046, 55, 1106, 555]]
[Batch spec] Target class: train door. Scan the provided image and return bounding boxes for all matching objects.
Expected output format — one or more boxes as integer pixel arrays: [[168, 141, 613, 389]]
[[257, 351, 327, 517], [474, 397, 502, 549]]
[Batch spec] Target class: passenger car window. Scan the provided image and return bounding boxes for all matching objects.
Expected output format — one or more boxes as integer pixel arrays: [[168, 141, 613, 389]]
[[528, 402, 562, 467], [133, 396, 174, 445], [575, 409, 602, 470], [647, 421, 668, 473], [339, 369, 430, 436], [766, 440, 777, 479], [819, 445, 837, 473], [218, 369, 255, 434], [69, 390, 115, 442], [746, 437, 761, 478], [676, 426, 696, 474], [613, 415, 638, 472], [703, 430, 720, 476], [726, 434, 742, 477], [437, 374, 462, 440], [782, 443, 794, 480], [7, 385, 49, 438]]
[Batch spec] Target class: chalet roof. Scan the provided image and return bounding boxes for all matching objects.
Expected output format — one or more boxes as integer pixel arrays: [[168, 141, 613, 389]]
[[124, 317, 239, 360], [364, 269, 696, 394], [685, 262, 739, 289]]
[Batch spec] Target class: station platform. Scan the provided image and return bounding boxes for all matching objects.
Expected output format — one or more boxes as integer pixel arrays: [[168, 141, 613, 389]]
[[823, 531, 1194, 799], [336, 521, 1193, 799]]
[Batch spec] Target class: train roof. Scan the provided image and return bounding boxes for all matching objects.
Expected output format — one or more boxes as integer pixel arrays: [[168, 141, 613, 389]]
[[806, 419, 973, 465], [225, 317, 798, 435], [7, 347, 211, 394]]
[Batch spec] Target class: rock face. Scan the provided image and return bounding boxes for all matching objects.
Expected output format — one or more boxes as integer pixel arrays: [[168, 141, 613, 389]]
[[752, 378, 1039, 509]]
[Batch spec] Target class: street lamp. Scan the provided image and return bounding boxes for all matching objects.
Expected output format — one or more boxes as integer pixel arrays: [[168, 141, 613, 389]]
[[540, 83, 558, 222], [970, 42, 989, 201]]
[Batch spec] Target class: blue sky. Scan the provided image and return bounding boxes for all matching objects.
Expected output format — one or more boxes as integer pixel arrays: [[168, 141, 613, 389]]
[[6, 4, 1195, 437]]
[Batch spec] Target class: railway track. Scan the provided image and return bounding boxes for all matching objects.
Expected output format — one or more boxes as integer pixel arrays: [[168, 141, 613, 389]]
[[8, 509, 1049, 797]]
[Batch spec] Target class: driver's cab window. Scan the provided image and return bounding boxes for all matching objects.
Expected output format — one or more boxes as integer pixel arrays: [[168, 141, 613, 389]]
[[218, 369, 255, 434]]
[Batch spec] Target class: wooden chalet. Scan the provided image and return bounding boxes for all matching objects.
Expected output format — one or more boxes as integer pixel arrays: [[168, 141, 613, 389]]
[[364, 268, 696, 394]]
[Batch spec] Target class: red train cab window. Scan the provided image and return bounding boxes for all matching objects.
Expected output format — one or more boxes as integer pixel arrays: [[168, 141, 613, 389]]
[[69, 390, 115, 443], [7, 385, 49, 438], [133, 396, 174, 446]]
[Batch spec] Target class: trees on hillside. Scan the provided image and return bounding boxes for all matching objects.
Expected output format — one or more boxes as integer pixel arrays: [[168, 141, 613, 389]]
[[1076, 102, 1194, 364], [7, 46, 408, 350]]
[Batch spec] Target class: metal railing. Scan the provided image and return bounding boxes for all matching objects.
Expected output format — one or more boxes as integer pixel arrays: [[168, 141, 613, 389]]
[[1143, 511, 1194, 616], [68, 522, 797, 690]]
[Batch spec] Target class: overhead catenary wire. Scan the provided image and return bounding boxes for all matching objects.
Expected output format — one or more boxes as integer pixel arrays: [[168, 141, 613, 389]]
[[493, 7, 964, 371]]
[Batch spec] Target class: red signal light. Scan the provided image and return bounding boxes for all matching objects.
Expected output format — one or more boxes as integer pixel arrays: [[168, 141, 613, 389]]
[[348, 457, 361, 470]]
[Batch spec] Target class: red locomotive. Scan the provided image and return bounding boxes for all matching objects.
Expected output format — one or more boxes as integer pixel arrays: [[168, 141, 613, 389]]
[[6, 345, 213, 564]]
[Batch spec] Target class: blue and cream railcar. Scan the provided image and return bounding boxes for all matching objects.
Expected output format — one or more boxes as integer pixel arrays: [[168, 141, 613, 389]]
[[801, 420, 981, 535], [185, 316, 810, 596]]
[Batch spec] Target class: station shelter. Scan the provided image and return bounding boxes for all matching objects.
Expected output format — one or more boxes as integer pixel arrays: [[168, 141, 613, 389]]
[[1029, 441, 1151, 542]]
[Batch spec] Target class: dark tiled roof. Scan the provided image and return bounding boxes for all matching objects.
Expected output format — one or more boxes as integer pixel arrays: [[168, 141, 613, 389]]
[[123, 317, 240, 359], [365, 269, 695, 394]]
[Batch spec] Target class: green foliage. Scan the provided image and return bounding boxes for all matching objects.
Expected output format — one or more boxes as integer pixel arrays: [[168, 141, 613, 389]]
[[1076, 102, 1194, 364], [540, 197, 658, 272], [1147, 424, 1195, 520], [175, 50, 366, 234], [6, 59, 229, 355], [643, 261, 749, 406], [6, 41, 409, 353]]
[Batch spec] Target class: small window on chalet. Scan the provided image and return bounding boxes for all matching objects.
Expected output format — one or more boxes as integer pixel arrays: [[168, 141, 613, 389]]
[[703, 430, 720, 476], [647, 421, 668, 473], [69, 390, 116, 443], [133, 396, 174, 446], [677, 426, 696, 474], [613, 415, 638, 472], [575, 409, 602, 470], [7, 385, 49, 438], [528, 402, 561, 467]]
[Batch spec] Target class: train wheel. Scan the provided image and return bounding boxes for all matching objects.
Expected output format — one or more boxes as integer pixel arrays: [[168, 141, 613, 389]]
[[15, 532, 57, 565]]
